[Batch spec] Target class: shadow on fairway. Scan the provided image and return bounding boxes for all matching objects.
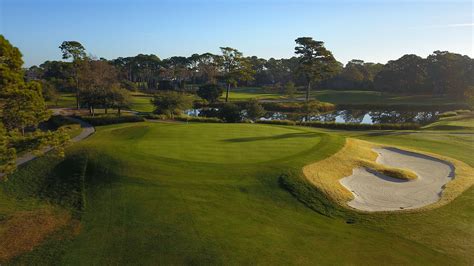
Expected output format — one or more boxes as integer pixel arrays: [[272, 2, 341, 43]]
[[424, 125, 468, 131], [223, 132, 319, 143]]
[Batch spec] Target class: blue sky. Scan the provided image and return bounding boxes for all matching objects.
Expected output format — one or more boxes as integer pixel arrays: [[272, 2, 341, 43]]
[[0, 0, 472, 67]]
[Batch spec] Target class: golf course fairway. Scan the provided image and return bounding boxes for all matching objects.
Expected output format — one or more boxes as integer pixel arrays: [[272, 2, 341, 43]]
[[3, 122, 473, 265]]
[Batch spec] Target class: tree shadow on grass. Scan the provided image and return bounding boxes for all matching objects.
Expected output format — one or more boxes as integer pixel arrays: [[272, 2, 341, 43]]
[[425, 125, 470, 131], [223, 132, 319, 143], [360, 131, 409, 137]]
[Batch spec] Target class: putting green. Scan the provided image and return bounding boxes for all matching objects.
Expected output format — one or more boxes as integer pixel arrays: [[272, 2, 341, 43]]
[[105, 123, 323, 164]]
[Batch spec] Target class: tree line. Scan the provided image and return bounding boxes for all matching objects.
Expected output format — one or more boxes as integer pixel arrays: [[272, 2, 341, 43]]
[[0, 35, 69, 178], [2, 33, 473, 175], [26, 39, 473, 103]]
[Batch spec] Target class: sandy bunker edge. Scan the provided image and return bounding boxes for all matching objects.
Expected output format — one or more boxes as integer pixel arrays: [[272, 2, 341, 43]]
[[339, 147, 455, 212]]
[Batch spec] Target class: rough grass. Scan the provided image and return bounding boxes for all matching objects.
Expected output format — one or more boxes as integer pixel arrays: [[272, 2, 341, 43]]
[[0, 151, 90, 262], [370, 165, 418, 181], [0, 208, 71, 263], [130, 94, 154, 112], [222, 87, 285, 101]]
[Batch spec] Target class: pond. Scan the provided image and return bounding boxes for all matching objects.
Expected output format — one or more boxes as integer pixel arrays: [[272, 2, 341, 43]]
[[262, 110, 439, 124], [185, 109, 440, 125]]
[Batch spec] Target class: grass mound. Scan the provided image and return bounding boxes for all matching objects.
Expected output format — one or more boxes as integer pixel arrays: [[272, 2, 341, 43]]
[[359, 159, 418, 181], [100, 123, 325, 164]]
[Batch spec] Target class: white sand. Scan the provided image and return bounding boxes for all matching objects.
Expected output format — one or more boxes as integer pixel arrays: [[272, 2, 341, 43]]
[[339, 148, 455, 212]]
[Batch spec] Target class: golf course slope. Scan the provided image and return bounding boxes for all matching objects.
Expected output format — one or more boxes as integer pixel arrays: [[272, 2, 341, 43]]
[[304, 138, 474, 212], [3, 122, 474, 264]]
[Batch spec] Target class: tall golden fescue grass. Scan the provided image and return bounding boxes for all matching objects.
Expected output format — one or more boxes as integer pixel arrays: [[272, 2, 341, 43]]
[[0, 208, 72, 263]]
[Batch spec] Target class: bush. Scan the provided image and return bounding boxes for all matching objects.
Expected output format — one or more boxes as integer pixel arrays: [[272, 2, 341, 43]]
[[46, 115, 79, 129], [255, 120, 296, 126], [283, 81, 297, 98], [218, 103, 242, 123], [142, 114, 222, 123], [142, 114, 168, 120], [255, 117, 420, 130], [197, 84, 223, 103], [199, 108, 220, 118], [174, 116, 223, 123], [246, 99, 265, 120], [78, 115, 144, 126], [151, 91, 193, 117]]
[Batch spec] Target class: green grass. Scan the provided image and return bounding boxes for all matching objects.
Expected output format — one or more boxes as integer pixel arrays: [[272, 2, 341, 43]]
[[49, 90, 468, 115], [3, 122, 473, 264], [47, 93, 77, 108], [423, 112, 474, 131], [223, 87, 286, 101], [301, 90, 466, 106], [129, 94, 154, 113], [298, 90, 466, 106], [47, 92, 156, 113], [223, 88, 468, 106]]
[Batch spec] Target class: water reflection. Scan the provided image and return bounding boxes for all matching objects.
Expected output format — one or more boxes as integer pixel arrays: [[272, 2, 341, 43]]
[[263, 110, 439, 124], [185, 108, 439, 125]]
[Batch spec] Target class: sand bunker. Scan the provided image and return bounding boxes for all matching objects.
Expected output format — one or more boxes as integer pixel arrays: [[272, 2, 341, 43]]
[[340, 148, 455, 212]]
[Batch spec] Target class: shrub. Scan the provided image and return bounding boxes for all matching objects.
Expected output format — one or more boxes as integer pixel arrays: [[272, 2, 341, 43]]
[[199, 108, 220, 118], [46, 115, 79, 129], [255, 120, 297, 126], [197, 84, 223, 103], [218, 103, 242, 123], [151, 91, 193, 117], [283, 81, 297, 98], [174, 116, 223, 123], [142, 114, 222, 123], [78, 115, 144, 126], [142, 114, 168, 120], [246, 99, 265, 120]]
